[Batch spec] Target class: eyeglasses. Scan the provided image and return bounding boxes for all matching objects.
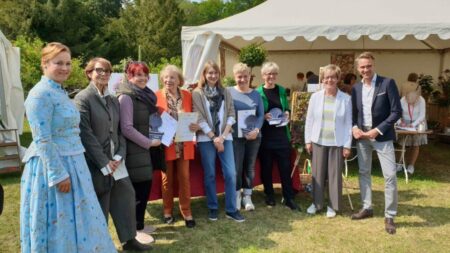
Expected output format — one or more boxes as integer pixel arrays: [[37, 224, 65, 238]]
[[94, 68, 112, 75]]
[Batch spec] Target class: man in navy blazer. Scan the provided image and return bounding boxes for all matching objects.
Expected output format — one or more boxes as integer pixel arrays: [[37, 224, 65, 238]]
[[350, 52, 402, 235]]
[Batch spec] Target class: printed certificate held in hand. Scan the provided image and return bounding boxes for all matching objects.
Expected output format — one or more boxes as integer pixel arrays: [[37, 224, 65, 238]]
[[175, 112, 199, 142]]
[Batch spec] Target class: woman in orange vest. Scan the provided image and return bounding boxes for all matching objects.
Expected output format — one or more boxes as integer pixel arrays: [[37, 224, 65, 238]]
[[156, 65, 197, 228]]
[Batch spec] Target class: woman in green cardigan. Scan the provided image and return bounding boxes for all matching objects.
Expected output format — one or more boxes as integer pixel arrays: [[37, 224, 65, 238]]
[[256, 62, 299, 211]]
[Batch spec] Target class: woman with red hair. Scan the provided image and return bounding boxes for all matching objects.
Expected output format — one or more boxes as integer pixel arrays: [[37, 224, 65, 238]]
[[117, 61, 161, 245]]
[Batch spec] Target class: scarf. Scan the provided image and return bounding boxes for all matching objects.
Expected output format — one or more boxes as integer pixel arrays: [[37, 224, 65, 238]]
[[131, 84, 157, 114], [203, 85, 224, 135]]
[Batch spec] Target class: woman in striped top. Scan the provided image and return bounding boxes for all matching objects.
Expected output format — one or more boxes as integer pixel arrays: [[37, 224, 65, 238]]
[[304, 64, 352, 218]]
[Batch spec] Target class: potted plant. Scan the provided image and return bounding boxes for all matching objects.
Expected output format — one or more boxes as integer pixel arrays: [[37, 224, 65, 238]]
[[418, 74, 434, 102], [238, 43, 267, 86]]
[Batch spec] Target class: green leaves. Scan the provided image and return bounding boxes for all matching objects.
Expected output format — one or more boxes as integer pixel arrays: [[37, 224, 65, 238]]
[[238, 43, 267, 68]]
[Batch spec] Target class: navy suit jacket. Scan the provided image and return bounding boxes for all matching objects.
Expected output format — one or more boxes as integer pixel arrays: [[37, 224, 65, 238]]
[[351, 75, 402, 142]]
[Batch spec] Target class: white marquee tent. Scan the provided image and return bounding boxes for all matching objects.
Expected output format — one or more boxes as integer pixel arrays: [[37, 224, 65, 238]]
[[181, 0, 450, 87], [0, 30, 24, 133], [0, 30, 25, 169]]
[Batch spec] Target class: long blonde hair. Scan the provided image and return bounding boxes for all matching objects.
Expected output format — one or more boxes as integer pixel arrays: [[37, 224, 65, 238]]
[[198, 60, 223, 89]]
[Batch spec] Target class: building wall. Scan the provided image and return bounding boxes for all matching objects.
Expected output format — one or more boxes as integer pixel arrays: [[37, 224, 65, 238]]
[[221, 50, 444, 90]]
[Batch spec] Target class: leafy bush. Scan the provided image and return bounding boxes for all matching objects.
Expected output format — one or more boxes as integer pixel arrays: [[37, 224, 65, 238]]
[[14, 35, 86, 95], [238, 43, 267, 69], [222, 76, 236, 87]]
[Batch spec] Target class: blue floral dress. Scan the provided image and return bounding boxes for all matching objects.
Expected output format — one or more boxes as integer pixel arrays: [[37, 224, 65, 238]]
[[20, 77, 117, 253]]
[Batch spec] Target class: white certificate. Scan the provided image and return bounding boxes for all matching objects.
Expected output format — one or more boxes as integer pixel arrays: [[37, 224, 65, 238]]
[[113, 161, 129, 181], [237, 109, 256, 138], [175, 112, 198, 142], [160, 112, 177, 147]]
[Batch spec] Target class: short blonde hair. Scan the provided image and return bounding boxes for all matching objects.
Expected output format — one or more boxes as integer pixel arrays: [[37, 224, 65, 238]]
[[320, 64, 342, 81], [233, 63, 250, 75], [261, 61, 279, 75], [84, 57, 112, 80], [41, 42, 71, 70], [160, 64, 184, 87], [355, 52, 375, 65]]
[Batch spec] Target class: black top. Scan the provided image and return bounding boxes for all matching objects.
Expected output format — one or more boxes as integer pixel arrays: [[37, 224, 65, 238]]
[[261, 86, 290, 149]]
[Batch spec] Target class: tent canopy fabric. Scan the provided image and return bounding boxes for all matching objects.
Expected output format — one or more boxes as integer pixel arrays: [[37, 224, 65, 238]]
[[0, 30, 24, 133], [181, 0, 450, 84]]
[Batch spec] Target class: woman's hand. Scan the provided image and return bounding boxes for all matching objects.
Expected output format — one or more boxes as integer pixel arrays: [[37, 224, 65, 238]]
[[151, 139, 161, 147], [306, 143, 312, 155], [214, 142, 225, 153], [189, 123, 200, 132], [57, 178, 71, 193], [284, 111, 290, 121], [245, 129, 259, 140], [108, 160, 120, 173], [343, 148, 351, 158], [264, 113, 272, 120]]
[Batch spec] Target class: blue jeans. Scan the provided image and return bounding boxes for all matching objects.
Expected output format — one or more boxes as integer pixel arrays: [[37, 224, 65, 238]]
[[233, 137, 261, 192], [198, 140, 237, 213]]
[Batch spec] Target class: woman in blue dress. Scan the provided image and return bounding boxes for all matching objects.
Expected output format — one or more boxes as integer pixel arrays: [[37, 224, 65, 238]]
[[20, 42, 117, 252]]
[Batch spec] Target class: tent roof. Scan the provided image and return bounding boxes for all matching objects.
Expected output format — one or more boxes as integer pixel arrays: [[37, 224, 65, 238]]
[[182, 0, 450, 50]]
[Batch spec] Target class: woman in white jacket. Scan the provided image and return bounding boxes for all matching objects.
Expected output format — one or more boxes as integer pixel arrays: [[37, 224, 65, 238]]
[[304, 64, 352, 218]]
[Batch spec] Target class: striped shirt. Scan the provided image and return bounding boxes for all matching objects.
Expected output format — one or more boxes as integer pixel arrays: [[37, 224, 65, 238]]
[[318, 96, 337, 146]]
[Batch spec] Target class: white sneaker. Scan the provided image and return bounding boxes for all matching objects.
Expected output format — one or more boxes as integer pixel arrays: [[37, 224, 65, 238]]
[[326, 206, 336, 218], [135, 230, 155, 244], [407, 165, 415, 174], [306, 203, 317, 215], [236, 191, 242, 210], [242, 195, 255, 211], [141, 224, 156, 234]]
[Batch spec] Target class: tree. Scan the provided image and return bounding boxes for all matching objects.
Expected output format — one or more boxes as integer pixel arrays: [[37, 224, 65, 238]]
[[105, 0, 185, 64], [14, 35, 86, 94]]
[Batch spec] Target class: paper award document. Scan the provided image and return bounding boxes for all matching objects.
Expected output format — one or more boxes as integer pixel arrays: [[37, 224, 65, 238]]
[[160, 112, 177, 147], [237, 109, 256, 137], [175, 112, 198, 142]]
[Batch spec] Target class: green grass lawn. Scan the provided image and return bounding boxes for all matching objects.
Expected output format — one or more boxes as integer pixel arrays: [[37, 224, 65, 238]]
[[1, 122, 449, 252]]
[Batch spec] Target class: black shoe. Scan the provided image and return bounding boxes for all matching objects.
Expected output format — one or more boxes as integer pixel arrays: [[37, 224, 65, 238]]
[[208, 209, 218, 221], [351, 209, 374, 220], [185, 219, 196, 228], [265, 195, 276, 206], [164, 216, 175, 224], [282, 198, 301, 211], [225, 211, 245, 222], [123, 238, 152, 251], [384, 218, 396, 235]]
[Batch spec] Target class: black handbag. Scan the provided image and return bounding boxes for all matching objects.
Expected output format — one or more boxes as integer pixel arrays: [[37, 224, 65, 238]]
[[150, 146, 166, 172]]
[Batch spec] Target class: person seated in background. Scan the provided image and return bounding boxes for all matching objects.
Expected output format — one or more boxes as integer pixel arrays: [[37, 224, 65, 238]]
[[306, 71, 319, 85], [305, 64, 352, 218], [397, 91, 427, 174], [339, 73, 357, 95], [292, 72, 306, 92], [399, 72, 421, 98]]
